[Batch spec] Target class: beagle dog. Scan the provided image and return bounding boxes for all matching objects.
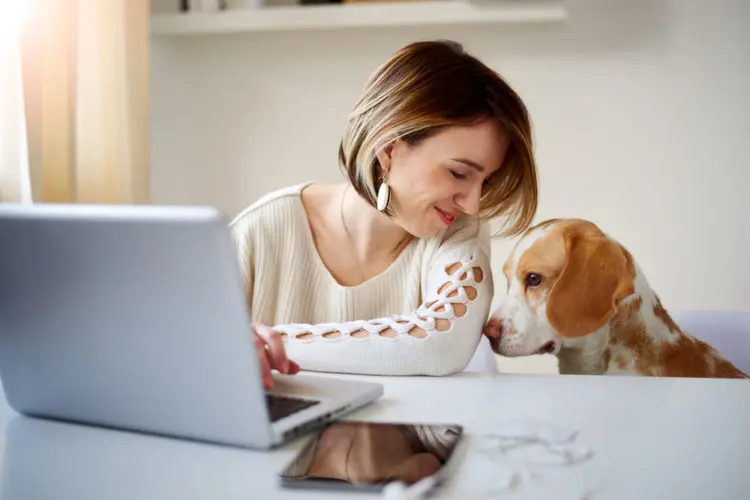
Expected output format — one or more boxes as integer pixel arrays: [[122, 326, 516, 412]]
[[483, 218, 748, 379]]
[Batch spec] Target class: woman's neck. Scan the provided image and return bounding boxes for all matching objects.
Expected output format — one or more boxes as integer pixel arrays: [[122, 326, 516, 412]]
[[340, 183, 412, 264]]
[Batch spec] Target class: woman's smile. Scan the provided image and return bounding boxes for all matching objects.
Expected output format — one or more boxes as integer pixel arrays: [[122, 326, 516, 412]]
[[435, 207, 458, 226]]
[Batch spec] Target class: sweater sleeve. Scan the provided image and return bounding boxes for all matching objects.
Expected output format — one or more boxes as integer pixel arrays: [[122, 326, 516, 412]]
[[228, 210, 255, 308], [272, 226, 494, 376]]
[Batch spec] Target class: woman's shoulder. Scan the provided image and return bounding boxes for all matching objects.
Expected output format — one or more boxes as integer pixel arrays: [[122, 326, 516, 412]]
[[425, 214, 492, 258], [229, 182, 311, 229]]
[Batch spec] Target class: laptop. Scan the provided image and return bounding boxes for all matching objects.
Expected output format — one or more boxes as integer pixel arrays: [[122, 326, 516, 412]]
[[0, 202, 383, 449]]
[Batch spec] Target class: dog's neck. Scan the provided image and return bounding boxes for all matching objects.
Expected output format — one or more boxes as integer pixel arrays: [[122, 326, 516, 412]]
[[557, 326, 610, 375], [557, 264, 679, 376]]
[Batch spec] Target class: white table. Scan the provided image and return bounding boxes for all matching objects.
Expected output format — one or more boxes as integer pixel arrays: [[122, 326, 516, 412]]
[[1, 372, 749, 499]]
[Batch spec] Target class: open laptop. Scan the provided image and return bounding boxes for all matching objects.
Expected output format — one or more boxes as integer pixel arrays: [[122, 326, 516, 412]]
[[0, 202, 383, 449]]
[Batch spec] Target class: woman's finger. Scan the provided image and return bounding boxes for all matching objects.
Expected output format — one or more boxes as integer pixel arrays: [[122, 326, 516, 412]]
[[253, 323, 301, 378], [258, 348, 274, 389], [288, 360, 301, 374], [254, 323, 292, 373], [253, 327, 274, 389], [265, 329, 290, 373]]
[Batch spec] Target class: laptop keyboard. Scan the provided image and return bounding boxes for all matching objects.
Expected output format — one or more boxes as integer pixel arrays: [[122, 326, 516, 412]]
[[265, 394, 320, 422]]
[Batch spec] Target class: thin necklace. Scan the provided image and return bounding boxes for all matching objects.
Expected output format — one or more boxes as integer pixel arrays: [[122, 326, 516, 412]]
[[339, 185, 413, 284], [340, 185, 367, 283]]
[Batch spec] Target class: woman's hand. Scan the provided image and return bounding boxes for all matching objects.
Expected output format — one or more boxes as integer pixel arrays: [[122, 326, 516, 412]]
[[253, 323, 300, 390]]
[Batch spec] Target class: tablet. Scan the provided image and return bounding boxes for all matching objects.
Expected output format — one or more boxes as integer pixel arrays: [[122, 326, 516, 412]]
[[277, 420, 466, 494]]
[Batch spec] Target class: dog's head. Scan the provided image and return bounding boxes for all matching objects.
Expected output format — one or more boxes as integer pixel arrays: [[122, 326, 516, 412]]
[[486, 218, 637, 357]]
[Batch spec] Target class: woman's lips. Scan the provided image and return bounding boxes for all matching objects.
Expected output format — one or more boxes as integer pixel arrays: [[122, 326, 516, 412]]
[[435, 207, 458, 226]]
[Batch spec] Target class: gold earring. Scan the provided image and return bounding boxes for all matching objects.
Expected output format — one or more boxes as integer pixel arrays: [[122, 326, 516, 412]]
[[376, 171, 390, 212]]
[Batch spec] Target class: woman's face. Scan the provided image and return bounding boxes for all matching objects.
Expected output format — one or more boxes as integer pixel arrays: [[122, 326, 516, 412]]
[[378, 118, 509, 239]]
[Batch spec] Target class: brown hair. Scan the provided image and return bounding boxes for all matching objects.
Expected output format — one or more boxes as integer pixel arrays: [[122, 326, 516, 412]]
[[338, 39, 538, 237]]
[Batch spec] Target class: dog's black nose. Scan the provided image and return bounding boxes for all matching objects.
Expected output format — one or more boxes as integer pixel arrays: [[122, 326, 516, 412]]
[[539, 341, 556, 354], [482, 317, 502, 339]]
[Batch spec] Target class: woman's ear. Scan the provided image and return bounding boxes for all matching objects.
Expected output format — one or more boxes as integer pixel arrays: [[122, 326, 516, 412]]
[[375, 141, 397, 177]]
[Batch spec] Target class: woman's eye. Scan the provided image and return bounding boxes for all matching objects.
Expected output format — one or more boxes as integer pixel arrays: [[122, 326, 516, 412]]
[[525, 273, 543, 288], [450, 170, 467, 180]]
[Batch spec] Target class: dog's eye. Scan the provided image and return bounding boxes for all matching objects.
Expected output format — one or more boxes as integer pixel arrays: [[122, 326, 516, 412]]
[[525, 273, 543, 288]]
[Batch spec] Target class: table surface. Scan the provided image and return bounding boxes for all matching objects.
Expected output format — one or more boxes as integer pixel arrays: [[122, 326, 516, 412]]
[[1, 371, 749, 500]]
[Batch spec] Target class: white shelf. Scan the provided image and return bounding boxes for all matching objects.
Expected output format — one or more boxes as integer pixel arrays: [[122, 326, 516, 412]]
[[150, 1, 567, 35]]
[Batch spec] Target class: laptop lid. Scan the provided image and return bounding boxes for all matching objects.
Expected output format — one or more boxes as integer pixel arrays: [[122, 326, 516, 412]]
[[0, 203, 275, 448]]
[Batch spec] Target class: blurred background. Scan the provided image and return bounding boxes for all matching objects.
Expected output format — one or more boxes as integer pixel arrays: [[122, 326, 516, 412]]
[[3, 0, 749, 373]]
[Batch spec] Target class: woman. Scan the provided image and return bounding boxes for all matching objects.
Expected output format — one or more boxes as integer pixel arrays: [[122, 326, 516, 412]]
[[231, 40, 538, 389]]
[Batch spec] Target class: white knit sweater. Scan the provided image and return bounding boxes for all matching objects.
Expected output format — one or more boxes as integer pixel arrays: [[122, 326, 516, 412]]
[[229, 182, 494, 376]]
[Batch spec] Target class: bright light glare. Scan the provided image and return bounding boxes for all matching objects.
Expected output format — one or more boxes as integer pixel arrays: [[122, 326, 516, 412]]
[[0, 0, 38, 40], [0, 0, 34, 204]]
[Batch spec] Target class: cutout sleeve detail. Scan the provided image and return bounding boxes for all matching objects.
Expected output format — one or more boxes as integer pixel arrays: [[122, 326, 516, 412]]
[[272, 240, 493, 376]]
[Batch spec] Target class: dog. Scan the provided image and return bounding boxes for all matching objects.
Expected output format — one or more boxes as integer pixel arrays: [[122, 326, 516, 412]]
[[483, 218, 748, 379]]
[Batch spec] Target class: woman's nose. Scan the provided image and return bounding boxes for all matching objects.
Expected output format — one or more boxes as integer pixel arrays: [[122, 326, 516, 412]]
[[456, 185, 482, 215]]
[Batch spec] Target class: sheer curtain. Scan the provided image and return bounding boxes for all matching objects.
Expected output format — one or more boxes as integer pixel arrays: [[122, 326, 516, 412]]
[[0, 2, 32, 203], [1, 0, 150, 205]]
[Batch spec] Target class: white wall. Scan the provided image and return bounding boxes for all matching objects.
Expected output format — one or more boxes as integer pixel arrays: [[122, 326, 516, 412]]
[[149, 0, 750, 372]]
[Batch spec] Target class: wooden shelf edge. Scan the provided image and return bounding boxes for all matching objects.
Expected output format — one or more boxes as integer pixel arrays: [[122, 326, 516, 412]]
[[150, 1, 568, 35]]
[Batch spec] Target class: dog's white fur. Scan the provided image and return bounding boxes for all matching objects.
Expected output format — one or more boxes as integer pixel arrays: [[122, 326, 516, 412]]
[[486, 218, 748, 379]]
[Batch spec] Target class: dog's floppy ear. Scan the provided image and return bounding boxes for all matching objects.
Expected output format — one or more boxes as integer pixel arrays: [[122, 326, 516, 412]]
[[546, 226, 635, 338]]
